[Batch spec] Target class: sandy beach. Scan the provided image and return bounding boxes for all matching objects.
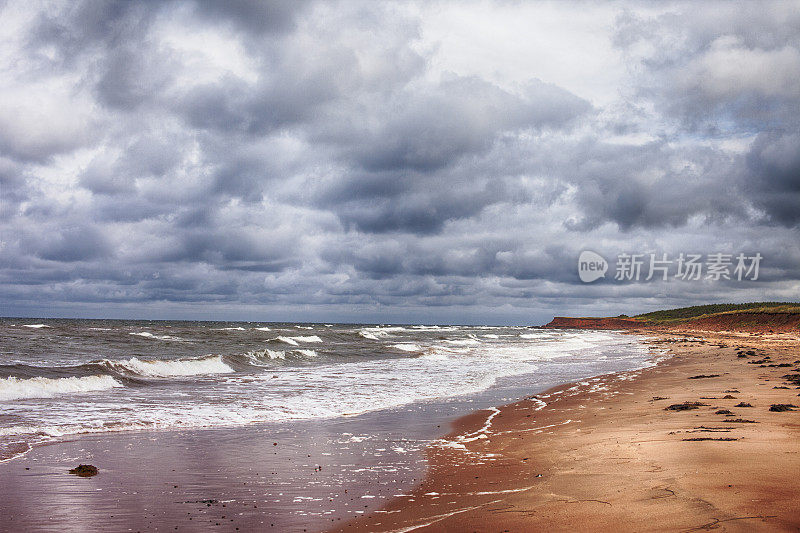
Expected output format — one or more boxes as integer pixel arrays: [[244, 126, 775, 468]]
[[2, 327, 798, 532], [335, 330, 800, 532], [0, 323, 655, 532]]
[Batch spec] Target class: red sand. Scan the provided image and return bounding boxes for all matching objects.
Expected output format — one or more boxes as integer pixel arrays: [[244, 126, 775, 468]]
[[333, 331, 800, 532]]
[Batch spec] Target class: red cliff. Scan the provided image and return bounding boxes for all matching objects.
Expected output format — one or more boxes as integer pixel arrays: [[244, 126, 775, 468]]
[[544, 317, 645, 329]]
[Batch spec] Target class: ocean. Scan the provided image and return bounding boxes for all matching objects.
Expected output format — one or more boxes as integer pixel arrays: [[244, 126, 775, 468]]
[[0, 319, 660, 530]]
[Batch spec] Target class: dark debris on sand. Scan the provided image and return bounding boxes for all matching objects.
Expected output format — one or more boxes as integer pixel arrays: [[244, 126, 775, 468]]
[[782, 374, 800, 386], [769, 404, 797, 412], [665, 402, 708, 411], [688, 374, 721, 379], [68, 464, 98, 477], [682, 437, 739, 441]]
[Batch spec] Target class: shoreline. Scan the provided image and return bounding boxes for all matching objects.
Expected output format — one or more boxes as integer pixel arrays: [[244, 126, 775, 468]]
[[0, 329, 653, 532], [2, 329, 797, 531], [333, 330, 800, 532]]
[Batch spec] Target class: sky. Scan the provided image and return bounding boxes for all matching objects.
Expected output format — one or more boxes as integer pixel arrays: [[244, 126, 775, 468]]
[[0, 0, 798, 325]]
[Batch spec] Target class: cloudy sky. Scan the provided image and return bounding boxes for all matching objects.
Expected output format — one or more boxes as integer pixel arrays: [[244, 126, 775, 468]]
[[0, 0, 798, 324]]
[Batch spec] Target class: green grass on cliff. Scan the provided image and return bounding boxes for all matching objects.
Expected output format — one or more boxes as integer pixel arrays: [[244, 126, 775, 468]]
[[635, 302, 800, 323]]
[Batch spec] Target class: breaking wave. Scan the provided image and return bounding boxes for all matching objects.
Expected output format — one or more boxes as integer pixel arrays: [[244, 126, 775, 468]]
[[244, 349, 318, 364], [389, 343, 421, 352], [0, 375, 122, 401], [271, 335, 322, 346], [107, 355, 234, 377], [444, 338, 480, 346], [358, 327, 406, 340], [130, 332, 187, 342]]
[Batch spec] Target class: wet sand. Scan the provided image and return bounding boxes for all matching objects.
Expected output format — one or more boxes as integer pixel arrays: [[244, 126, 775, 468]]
[[0, 407, 435, 532], [335, 331, 800, 532]]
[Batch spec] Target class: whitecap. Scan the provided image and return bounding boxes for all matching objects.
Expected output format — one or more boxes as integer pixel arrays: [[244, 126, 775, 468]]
[[359, 327, 405, 339], [289, 335, 322, 343], [109, 355, 233, 377], [358, 330, 381, 340], [0, 375, 122, 401], [129, 332, 186, 342], [245, 349, 285, 363], [443, 338, 480, 346], [389, 343, 421, 352]]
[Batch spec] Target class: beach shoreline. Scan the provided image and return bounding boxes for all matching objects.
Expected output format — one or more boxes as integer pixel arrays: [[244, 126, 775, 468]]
[[2, 329, 797, 532], [0, 328, 654, 532], [333, 330, 800, 532]]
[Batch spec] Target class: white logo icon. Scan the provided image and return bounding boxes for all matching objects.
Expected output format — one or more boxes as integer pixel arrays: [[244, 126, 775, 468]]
[[578, 251, 608, 283]]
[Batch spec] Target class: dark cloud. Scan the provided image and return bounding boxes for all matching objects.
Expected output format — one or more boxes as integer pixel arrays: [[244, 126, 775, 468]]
[[346, 76, 591, 173], [745, 131, 800, 226], [28, 225, 113, 263], [0, 0, 798, 323], [191, 0, 311, 36], [0, 158, 28, 206], [330, 177, 533, 234]]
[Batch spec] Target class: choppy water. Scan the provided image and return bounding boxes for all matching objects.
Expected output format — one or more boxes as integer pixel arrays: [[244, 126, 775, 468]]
[[0, 319, 656, 463]]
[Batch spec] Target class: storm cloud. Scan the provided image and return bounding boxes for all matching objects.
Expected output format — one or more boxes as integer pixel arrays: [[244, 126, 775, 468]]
[[1, 0, 798, 324]]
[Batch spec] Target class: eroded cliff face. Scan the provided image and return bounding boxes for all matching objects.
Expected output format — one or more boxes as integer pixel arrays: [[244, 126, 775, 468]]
[[544, 313, 800, 333], [668, 312, 800, 333], [543, 317, 644, 329]]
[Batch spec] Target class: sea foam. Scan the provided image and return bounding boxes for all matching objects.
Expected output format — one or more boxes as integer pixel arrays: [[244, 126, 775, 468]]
[[0, 375, 122, 401], [389, 343, 421, 352], [109, 355, 234, 377], [129, 331, 186, 342], [290, 335, 322, 343]]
